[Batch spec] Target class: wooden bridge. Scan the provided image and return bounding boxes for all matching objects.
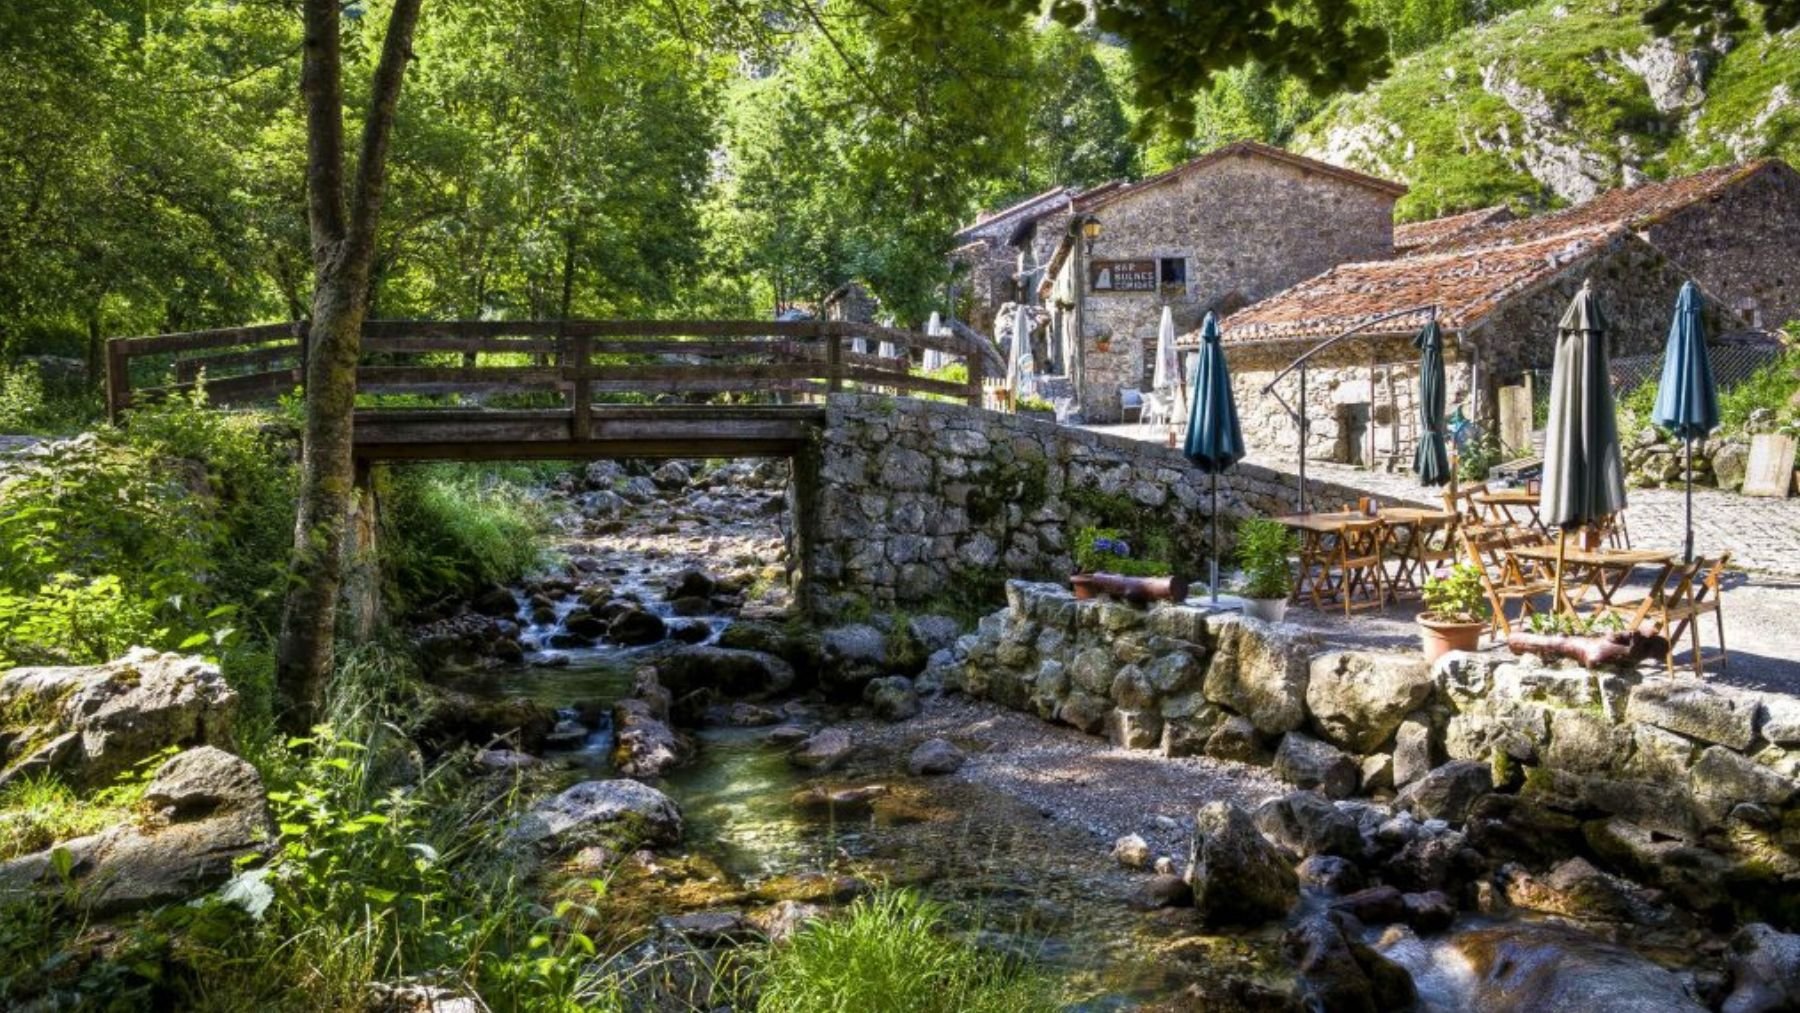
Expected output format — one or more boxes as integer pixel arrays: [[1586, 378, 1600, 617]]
[[105, 318, 999, 461]]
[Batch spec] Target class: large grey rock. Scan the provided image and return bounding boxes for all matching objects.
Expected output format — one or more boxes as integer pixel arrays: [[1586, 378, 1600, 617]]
[[1305, 651, 1433, 754], [1396, 760, 1492, 824], [1626, 677, 1758, 751], [1253, 791, 1365, 859], [1393, 715, 1435, 788], [789, 729, 854, 772], [1448, 923, 1707, 1012], [907, 738, 965, 776], [1204, 715, 1267, 763], [1500, 858, 1675, 926], [510, 780, 683, 853], [657, 646, 796, 698], [1201, 615, 1316, 735], [0, 746, 269, 915], [1186, 801, 1299, 927], [863, 676, 919, 721], [1688, 745, 1798, 808], [1723, 923, 1800, 1013], [610, 699, 693, 778], [819, 624, 890, 691], [1288, 911, 1417, 1013], [905, 615, 963, 656], [608, 608, 667, 646], [1274, 732, 1360, 799], [0, 650, 238, 788]]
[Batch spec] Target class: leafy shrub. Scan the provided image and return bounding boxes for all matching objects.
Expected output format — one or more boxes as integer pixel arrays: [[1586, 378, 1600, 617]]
[[756, 891, 1055, 1013], [1235, 518, 1295, 600], [0, 392, 292, 672], [377, 464, 547, 617]]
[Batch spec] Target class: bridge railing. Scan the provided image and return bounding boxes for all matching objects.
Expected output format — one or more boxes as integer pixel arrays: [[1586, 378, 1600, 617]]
[[104, 318, 992, 428]]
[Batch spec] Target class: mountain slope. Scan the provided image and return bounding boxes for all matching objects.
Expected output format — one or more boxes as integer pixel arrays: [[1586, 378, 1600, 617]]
[[1295, 0, 1800, 221]]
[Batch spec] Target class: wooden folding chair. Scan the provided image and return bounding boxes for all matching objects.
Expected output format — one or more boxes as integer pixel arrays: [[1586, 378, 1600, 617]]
[[1388, 513, 1460, 597], [1317, 519, 1388, 616], [1603, 553, 1730, 675], [1459, 528, 1554, 636]]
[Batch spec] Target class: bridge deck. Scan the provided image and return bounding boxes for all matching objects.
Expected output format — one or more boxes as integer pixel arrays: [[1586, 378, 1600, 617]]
[[352, 405, 825, 461]]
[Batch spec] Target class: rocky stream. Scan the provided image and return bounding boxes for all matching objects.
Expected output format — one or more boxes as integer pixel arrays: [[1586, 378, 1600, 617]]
[[398, 458, 1800, 1011]]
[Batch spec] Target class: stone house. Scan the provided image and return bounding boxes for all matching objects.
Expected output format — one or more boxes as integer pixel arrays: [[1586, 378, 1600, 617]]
[[1210, 227, 1735, 467], [1203, 158, 1800, 465], [949, 181, 1126, 345], [1028, 141, 1407, 422]]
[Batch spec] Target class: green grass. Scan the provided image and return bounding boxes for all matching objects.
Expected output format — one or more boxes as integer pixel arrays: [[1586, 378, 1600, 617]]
[[756, 891, 1057, 1013], [378, 463, 549, 616], [0, 774, 142, 860]]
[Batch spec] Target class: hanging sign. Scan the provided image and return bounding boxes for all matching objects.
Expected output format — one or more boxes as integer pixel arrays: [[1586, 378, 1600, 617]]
[[1089, 259, 1157, 292]]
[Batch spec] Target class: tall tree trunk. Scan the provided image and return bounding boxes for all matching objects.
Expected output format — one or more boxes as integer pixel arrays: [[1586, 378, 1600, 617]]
[[276, 0, 424, 733]]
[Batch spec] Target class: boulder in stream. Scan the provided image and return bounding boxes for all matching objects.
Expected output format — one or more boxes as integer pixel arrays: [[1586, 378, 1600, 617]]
[[1253, 790, 1365, 859], [1186, 801, 1298, 927], [1723, 923, 1800, 1013], [863, 675, 919, 721], [1445, 923, 1707, 1012], [510, 779, 683, 853], [612, 698, 693, 778], [788, 729, 854, 772], [1287, 911, 1417, 1013], [659, 646, 795, 698], [907, 738, 966, 776]]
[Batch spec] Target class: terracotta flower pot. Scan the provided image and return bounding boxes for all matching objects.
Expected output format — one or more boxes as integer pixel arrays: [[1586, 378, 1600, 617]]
[[1418, 613, 1486, 663], [1070, 572, 1187, 605]]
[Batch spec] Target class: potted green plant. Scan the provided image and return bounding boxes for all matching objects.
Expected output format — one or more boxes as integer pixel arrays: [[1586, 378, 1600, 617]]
[[1235, 518, 1294, 622], [1016, 395, 1057, 421], [1418, 563, 1491, 662], [1071, 528, 1187, 604]]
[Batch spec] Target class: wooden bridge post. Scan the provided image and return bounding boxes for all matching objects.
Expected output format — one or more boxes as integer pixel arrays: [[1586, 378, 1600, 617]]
[[826, 324, 844, 395], [569, 330, 592, 441], [104, 338, 131, 423]]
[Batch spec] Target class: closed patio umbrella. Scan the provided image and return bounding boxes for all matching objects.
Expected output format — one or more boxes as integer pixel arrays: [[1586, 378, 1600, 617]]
[[1412, 319, 1452, 487], [1153, 305, 1182, 406], [1651, 281, 1719, 562], [922, 311, 946, 372], [1184, 312, 1246, 604], [1008, 303, 1037, 405], [1539, 280, 1627, 604]]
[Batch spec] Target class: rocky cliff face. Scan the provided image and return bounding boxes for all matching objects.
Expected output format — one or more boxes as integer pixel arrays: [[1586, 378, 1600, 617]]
[[1296, 0, 1800, 220]]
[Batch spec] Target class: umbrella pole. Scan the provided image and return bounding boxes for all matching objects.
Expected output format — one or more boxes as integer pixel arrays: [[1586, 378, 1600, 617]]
[[1210, 471, 1220, 605], [1684, 436, 1695, 563]]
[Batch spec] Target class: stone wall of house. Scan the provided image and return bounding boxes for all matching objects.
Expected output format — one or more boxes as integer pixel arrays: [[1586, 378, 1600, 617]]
[[800, 394, 1387, 615], [942, 581, 1800, 901], [1469, 234, 1723, 385], [1646, 162, 1800, 331], [1068, 156, 1399, 422], [1226, 335, 1478, 466]]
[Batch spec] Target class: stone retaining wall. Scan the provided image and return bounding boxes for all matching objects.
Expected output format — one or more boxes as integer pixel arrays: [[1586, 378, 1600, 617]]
[[801, 394, 1380, 614], [943, 581, 1800, 901]]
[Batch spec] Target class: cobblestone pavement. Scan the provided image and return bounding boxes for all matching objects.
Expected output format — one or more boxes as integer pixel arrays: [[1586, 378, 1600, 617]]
[[1088, 423, 1800, 694]]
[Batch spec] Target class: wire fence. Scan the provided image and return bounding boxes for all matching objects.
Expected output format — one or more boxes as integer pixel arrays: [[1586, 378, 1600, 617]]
[[1528, 343, 1787, 429]]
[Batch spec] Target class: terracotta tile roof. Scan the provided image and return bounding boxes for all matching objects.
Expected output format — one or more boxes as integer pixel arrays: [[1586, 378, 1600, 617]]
[[1211, 227, 1624, 344], [1420, 160, 1778, 253], [1085, 140, 1408, 211], [1393, 205, 1515, 252]]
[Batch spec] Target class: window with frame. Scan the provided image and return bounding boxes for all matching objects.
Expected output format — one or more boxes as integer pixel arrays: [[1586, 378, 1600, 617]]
[[1159, 257, 1187, 288]]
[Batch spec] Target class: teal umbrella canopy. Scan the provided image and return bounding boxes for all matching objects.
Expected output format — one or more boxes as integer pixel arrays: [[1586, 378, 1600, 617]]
[[1183, 312, 1245, 473], [1184, 311, 1245, 605], [1540, 281, 1627, 531], [1412, 320, 1452, 487], [1651, 282, 1720, 440], [1652, 281, 1720, 561]]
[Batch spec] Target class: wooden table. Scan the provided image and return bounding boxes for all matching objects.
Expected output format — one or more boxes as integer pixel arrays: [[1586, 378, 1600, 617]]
[[1276, 512, 1367, 604], [1472, 487, 1545, 534], [1377, 507, 1458, 595], [1504, 543, 1674, 614]]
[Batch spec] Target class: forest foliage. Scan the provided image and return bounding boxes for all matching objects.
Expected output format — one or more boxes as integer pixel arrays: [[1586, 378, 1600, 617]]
[[0, 0, 1785, 369]]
